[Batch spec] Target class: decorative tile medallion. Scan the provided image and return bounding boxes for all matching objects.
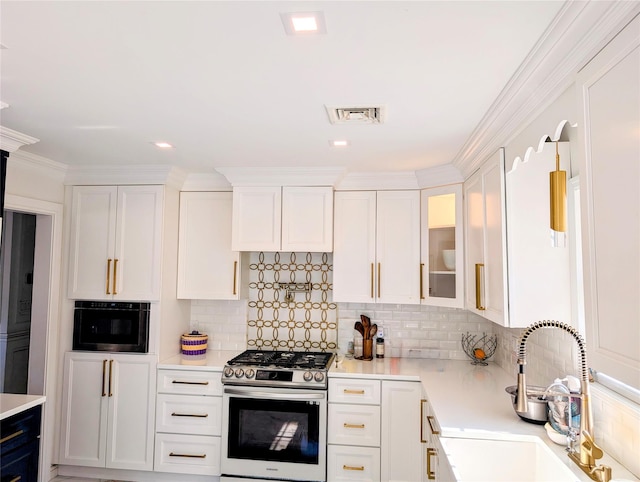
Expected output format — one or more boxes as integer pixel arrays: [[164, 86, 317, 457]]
[[247, 252, 337, 352]]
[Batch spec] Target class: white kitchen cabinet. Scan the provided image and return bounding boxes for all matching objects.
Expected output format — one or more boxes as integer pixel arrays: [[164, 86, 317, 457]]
[[328, 378, 382, 480], [464, 149, 509, 326], [333, 191, 421, 304], [154, 368, 223, 476], [68, 185, 163, 301], [177, 191, 245, 300], [420, 396, 454, 482], [381, 380, 422, 482], [58, 351, 156, 471], [231, 186, 333, 252], [420, 185, 464, 308], [576, 14, 640, 389], [504, 142, 572, 327]]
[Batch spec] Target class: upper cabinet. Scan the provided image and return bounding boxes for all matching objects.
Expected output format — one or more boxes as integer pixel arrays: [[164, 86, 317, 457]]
[[333, 190, 421, 304], [231, 186, 333, 252], [505, 142, 572, 327], [68, 185, 163, 301], [464, 149, 509, 326], [177, 191, 245, 300], [420, 185, 464, 308], [576, 14, 640, 389]]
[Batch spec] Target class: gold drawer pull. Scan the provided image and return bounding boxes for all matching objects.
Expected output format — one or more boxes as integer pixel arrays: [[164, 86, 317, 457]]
[[0, 429, 24, 445], [343, 389, 365, 395], [420, 399, 427, 443], [475, 263, 486, 310], [170, 452, 207, 459], [343, 464, 365, 471], [172, 380, 209, 385], [343, 423, 365, 429], [427, 415, 440, 435], [426, 447, 436, 480], [9, 476, 22, 482], [171, 412, 208, 418]]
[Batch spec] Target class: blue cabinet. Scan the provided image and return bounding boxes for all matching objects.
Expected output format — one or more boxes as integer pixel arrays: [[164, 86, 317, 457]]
[[1, 404, 41, 482]]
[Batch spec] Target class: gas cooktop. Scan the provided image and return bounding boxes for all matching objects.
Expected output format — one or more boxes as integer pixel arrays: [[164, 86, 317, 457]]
[[222, 350, 335, 389]]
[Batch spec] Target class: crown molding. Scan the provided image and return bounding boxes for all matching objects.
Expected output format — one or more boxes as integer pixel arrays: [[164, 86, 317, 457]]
[[215, 166, 345, 187], [64, 165, 187, 187], [8, 149, 68, 183], [334, 171, 419, 191], [452, 1, 640, 179], [415, 164, 464, 189], [181, 172, 232, 191], [0, 126, 39, 153]]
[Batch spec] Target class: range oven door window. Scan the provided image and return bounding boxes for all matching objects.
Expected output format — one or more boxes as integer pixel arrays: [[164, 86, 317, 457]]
[[228, 396, 320, 464]]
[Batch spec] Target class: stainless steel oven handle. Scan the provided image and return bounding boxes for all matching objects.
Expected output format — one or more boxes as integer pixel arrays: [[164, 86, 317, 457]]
[[224, 387, 326, 400]]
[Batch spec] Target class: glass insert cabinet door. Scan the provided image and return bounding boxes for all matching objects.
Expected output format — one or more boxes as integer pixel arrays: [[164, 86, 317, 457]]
[[420, 185, 464, 308]]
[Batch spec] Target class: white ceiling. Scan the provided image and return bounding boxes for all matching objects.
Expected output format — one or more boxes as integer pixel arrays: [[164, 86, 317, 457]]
[[0, 1, 591, 179]]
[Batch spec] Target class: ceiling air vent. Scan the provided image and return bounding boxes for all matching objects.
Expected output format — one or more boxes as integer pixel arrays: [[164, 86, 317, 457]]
[[325, 105, 386, 124]]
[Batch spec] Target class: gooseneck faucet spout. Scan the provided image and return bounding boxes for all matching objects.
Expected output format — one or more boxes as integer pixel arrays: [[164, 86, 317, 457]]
[[515, 320, 611, 482]]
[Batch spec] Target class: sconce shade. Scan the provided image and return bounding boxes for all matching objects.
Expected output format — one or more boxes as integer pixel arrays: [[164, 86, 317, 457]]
[[550, 169, 567, 232]]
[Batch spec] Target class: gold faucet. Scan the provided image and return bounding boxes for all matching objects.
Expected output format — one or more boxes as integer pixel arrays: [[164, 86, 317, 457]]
[[515, 320, 612, 482]]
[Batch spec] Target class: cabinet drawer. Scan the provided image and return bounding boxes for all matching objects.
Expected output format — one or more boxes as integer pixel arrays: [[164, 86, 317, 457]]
[[154, 433, 220, 475], [1, 405, 42, 457], [157, 369, 222, 396], [329, 378, 381, 404], [328, 404, 380, 447], [156, 394, 222, 436], [327, 445, 380, 482]]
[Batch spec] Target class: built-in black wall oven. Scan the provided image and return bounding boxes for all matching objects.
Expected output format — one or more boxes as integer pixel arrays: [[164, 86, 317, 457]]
[[221, 350, 333, 482], [73, 300, 150, 353]]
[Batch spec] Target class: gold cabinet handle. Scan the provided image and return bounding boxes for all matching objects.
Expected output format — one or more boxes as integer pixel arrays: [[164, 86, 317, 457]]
[[427, 415, 440, 435], [0, 429, 24, 445], [108, 359, 114, 397], [8, 476, 21, 482], [172, 380, 209, 386], [377, 263, 381, 298], [343, 423, 365, 429], [370, 263, 374, 299], [102, 359, 108, 397], [233, 260, 238, 295], [420, 263, 425, 300], [475, 263, 485, 310], [170, 452, 206, 459], [112, 259, 118, 295], [171, 412, 209, 418], [343, 465, 365, 471], [343, 389, 365, 395], [106, 259, 112, 294], [426, 447, 436, 480], [420, 399, 427, 443]]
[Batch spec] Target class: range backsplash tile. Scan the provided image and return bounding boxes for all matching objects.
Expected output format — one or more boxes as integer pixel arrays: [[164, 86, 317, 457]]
[[246, 252, 337, 352]]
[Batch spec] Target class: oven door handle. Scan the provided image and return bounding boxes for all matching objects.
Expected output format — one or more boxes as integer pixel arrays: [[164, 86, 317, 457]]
[[224, 387, 326, 400]]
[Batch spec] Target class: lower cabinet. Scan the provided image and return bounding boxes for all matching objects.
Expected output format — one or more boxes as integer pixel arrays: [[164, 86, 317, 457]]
[[381, 380, 423, 482], [58, 352, 156, 471], [328, 378, 382, 481], [154, 368, 223, 475], [421, 396, 455, 482], [0, 404, 42, 482]]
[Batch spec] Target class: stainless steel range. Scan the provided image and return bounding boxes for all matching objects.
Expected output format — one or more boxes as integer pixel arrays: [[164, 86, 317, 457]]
[[221, 350, 334, 482]]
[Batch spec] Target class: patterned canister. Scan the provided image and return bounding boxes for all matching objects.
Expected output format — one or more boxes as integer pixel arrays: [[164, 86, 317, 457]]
[[181, 331, 208, 356]]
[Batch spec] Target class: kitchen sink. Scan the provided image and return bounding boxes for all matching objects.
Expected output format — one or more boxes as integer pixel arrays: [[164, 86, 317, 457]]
[[440, 435, 580, 482]]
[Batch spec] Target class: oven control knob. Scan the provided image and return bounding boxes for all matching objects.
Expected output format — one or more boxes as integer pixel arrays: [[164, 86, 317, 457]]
[[314, 371, 325, 383], [245, 368, 255, 379], [303, 371, 313, 382], [234, 368, 244, 378], [223, 367, 234, 378]]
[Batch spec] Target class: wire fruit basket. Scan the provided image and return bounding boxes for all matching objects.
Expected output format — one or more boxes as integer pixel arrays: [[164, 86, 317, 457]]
[[461, 332, 497, 365]]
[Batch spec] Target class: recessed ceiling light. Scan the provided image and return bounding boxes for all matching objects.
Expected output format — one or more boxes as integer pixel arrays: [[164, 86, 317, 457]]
[[330, 140, 350, 147], [154, 142, 174, 149], [281, 11, 326, 35]]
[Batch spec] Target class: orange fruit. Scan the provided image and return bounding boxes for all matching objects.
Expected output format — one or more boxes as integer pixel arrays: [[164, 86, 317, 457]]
[[474, 348, 486, 359]]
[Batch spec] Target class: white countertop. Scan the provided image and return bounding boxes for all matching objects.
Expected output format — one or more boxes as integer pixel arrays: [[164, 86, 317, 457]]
[[157, 351, 637, 481], [330, 356, 638, 482], [0, 393, 46, 420]]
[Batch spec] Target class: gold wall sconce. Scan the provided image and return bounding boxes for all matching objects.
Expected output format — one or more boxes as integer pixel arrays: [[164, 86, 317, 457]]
[[550, 141, 567, 247]]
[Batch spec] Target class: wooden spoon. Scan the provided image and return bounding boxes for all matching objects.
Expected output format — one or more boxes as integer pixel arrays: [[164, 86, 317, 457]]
[[354, 321, 365, 337], [368, 324, 378, 340]]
